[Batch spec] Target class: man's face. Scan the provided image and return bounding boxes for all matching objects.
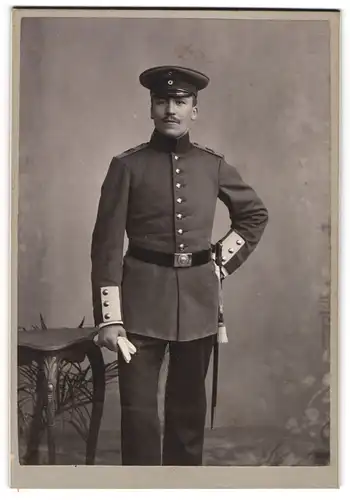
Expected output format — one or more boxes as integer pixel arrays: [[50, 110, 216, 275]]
[[150, 95, 198, 138]]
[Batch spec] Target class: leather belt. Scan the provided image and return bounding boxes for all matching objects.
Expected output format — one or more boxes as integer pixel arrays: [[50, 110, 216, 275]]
[[127, 245, 212, 268]]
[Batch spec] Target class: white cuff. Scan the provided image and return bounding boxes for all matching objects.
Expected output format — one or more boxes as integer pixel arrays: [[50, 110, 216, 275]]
[[100, 286, 122, 324], [98, 320, 124, 329], [221, 229, 246, 266]]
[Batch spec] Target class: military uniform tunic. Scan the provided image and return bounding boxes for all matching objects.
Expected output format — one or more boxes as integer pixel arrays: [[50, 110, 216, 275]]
[[91, 129, 268, 341]]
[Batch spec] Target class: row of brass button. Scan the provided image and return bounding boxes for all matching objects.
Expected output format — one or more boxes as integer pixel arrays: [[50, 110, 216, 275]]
[[173, 154, 186, 252]]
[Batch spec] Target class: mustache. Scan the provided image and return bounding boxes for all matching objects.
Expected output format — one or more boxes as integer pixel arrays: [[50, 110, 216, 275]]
[[163, 116, 180, 124]]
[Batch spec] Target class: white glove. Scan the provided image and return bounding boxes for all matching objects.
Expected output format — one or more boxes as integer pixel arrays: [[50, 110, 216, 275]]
[[116, 336, 137, 363], [93, 324, 137, 363]]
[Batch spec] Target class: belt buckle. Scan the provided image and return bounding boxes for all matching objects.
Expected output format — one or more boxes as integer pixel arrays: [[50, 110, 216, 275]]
[[174, 253, 192, 267]]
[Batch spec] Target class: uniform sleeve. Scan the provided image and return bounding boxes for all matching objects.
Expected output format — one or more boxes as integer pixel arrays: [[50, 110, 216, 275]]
[[218, 158, 269, 275], [91, 157, 131, 326]]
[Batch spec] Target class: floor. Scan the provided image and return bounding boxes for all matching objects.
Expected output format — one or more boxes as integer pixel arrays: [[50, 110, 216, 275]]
[[18, 423, 329, 466]]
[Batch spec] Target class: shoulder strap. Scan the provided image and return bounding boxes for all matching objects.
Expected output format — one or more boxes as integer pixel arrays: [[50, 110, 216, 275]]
[[117, 142, 149, 159], [192, 142, 224, 159]]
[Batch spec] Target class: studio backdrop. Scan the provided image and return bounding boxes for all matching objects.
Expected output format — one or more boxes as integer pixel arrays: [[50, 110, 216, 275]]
[[18, 15, 331, 435]]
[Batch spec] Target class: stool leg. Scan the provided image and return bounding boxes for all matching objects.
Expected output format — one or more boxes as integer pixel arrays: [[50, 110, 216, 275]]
[[43, 356, 58, 465], [23, 364, 45, 464], [85, 343, 105, 465]]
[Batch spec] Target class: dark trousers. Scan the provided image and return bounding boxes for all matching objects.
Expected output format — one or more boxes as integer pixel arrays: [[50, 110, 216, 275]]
[[118, 333, 215, 466]]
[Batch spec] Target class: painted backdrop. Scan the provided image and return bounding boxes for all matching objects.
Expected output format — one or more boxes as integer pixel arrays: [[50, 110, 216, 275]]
[[18, 16, 330, 439]]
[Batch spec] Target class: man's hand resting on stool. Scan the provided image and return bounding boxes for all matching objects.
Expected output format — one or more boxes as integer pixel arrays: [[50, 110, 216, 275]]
[[94, 324, 137, 363]]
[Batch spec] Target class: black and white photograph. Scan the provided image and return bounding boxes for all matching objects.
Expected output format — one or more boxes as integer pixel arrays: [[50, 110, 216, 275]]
[[11, 7, 339, 488]]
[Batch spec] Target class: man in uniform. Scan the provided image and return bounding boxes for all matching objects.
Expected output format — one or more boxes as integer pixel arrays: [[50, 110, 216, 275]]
[[91, 65, 268, 466]]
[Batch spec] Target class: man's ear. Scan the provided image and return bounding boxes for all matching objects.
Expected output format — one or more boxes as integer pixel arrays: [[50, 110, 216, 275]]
[[191, 106, 198, 121], [150, 101, 154, 120]]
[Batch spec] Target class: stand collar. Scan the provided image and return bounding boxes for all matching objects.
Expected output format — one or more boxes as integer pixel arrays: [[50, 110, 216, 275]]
[[149, 128, 192, 154]]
